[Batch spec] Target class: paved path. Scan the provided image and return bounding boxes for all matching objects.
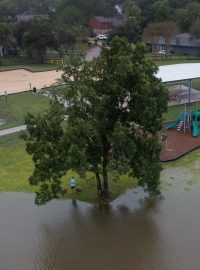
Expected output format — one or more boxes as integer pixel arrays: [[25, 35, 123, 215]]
[[0, 125, 26, 137], [0, 91, 67, 137], [86, 46, 101, 61]]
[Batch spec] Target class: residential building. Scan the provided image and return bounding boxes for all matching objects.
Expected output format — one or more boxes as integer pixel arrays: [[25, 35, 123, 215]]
[[89, 15, 123, 35], [146, 33, 200, 56]]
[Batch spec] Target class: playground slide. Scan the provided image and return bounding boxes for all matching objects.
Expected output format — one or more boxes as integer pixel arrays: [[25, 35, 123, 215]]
[[192, 119, 199, 137], [166, 119, 180, 129]]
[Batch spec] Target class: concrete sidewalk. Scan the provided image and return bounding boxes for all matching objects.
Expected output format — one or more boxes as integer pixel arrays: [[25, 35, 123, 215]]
[[0, 125, 26, 137]]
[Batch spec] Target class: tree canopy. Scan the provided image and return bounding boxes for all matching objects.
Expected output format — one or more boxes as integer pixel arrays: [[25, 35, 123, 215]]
[[22, 37, 168, 205], [22, 18, 58, 62]]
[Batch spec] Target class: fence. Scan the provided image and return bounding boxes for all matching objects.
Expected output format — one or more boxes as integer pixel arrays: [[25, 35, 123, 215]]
[[47, 58, 64, 65], [146, 54, 200, 62]]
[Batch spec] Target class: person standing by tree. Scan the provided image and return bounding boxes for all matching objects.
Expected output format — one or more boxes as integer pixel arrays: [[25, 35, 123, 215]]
[[69, 176, 76, 193]]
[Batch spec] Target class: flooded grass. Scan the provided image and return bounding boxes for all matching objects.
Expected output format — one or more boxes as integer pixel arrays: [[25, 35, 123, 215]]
[[0, 133, 137, 203], [161, 149, 200, 193], [1, 131, 200, 202]]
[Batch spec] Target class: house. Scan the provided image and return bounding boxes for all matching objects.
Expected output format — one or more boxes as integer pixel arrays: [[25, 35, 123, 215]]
[[16, 12, 49, 23], [89, 15, 123, 35], [89, 16, 113, 35], [146, 33, 200, 56]]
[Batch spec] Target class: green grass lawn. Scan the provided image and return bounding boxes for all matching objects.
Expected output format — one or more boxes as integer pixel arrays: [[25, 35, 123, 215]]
[[155, 59, 200, 66], [0, 133, 137, 203], [0, 92, 50, 130], [0, 64, 58, 72], [0, 134, 34, 192]]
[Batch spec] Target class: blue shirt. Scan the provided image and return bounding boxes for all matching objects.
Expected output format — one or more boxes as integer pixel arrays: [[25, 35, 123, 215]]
[[70, 178, 76, 187]]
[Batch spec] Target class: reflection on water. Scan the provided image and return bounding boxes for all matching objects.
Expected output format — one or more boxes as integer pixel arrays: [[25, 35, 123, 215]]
[[0, 180, 200, 269]]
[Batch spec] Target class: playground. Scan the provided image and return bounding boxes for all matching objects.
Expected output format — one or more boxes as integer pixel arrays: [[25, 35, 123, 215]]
[[157, 63, 200, 161], [161, 123, 200, 161], [161, 102, 200, 161]]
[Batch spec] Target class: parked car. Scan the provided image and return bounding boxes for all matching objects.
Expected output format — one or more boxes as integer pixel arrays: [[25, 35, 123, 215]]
[[157, 50, 173, 55], [158, 50, 166, 54], [96, 34, 108, 40]]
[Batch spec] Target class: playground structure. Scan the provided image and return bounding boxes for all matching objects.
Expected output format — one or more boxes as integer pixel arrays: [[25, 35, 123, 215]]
[[157, 64, 200, 160], [166, 104, 200, 137], [156, 64, 200, 138]]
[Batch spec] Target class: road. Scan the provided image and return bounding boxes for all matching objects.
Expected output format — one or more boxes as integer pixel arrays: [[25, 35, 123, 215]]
[[86, 46, 101, 61]]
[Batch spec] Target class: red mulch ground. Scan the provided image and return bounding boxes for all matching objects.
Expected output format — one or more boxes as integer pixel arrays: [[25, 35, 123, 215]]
[[160, 126, 200, 161]]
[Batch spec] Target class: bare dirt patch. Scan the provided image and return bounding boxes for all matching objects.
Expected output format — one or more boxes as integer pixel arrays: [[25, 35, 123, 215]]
[[0, 69, 62, 95]]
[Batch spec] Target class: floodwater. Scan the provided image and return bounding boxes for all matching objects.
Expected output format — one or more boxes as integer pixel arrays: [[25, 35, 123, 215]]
[[1, 171, 200, 270]]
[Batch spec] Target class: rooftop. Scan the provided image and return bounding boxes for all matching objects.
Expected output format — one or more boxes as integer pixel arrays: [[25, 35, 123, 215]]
[[156, 63, 200, 83]]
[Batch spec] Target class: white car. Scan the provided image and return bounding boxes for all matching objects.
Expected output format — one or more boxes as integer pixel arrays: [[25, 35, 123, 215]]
[[158, 50, 166, 54], [96, 34, 108, 40]]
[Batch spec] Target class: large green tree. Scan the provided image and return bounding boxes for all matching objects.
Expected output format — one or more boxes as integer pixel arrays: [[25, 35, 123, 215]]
[[22, 37, 168, 205]]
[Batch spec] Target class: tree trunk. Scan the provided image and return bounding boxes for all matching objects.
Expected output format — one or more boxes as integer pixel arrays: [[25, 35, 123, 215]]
[[95, 172, 103, 196], [102, 163, 109, 198]]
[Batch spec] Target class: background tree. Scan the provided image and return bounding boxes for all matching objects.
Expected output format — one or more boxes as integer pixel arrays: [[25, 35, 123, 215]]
[[0, 0, 17, 21], [186, 2, 200, 22], [58, 5, 85, 26], [22, 37, 168, 205], [152, 0, 172, 22], [143, 22, 161, 52], [168, 0, 191, 9], [13, 21, 30, 50], [113, 0, 142, 42], [176, 8, 192, 32], [176, 2, 200, 31], [56, 27, 76, 56], [160, 21, 179, 52], [190, 19, 200, 39], [143, 21, 179, 52], [0, 22, 16, 57], [22, 19, 58, 63]]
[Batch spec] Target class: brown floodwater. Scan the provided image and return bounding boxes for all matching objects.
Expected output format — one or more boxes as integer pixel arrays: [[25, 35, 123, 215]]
[[0, 179, 200, 270]]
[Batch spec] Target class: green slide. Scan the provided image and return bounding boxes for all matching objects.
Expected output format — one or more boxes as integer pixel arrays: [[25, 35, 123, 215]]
[[192, 119, 199, 137], [166, 119, 180, 129]]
